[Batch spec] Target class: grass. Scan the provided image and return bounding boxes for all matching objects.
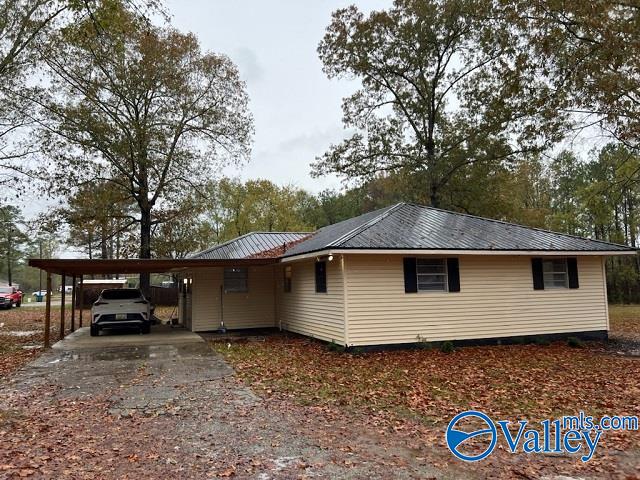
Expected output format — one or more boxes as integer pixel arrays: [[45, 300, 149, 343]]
[[609, 304, 640, 342]]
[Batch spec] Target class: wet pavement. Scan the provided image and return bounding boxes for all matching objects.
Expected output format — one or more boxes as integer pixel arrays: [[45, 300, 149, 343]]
[[2, 327, 455, 479], [52, 324, 204, 349]]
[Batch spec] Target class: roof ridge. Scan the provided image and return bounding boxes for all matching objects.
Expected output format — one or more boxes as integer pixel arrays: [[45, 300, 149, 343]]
[[329, 203, 405, 248], [407, 202, 634, 250]]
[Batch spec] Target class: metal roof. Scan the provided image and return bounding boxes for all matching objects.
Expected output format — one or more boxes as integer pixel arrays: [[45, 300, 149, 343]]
[[284, 203, 635, 256], [191, 232, 311, 260]]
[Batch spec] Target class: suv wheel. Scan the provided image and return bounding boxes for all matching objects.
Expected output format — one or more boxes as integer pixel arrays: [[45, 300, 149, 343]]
[[90, 324, 100, 337], [141, 323, 151, 334]]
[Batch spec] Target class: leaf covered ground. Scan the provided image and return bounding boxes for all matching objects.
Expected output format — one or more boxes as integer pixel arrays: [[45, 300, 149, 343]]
[[1, 305, 639, 478], [211, 305, 640, 478]]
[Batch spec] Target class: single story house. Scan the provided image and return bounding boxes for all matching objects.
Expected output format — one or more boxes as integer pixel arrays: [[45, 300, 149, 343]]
[[176, 202, 636, 347]]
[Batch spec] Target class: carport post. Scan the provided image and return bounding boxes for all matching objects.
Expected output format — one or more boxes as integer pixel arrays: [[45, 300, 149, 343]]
[[44, 272, 51, 348], [60, 274, 66, 340], [79, 276, 83, 328], [70, 274, 76, 332]]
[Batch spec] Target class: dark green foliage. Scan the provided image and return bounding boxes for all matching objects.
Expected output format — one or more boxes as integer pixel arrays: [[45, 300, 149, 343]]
[[567, 337, 585, 349], [440, 341, 454, 354]]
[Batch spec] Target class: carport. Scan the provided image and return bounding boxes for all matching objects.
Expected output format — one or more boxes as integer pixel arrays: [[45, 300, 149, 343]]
[[28, 258, 278, 348]]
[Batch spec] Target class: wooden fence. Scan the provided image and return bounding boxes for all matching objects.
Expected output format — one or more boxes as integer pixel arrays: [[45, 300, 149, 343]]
[[76, 286, 178, 307]]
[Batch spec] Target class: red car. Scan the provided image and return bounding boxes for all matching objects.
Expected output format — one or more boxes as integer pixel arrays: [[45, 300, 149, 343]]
[[0, 285, 22, 309]]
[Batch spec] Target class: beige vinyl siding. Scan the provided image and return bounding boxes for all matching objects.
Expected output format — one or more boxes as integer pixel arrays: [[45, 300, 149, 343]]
[[277, 258, 345, 344], [223, 266, 276, 329], [190, 266, 276, 331], [345, 254, 608, 346], [190, 268, 221, 331]]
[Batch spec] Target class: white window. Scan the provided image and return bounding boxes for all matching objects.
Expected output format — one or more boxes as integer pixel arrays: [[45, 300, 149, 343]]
[[224, 267, 248, 293], [416, 258, 448, 292], [542, 259, 568, 288]]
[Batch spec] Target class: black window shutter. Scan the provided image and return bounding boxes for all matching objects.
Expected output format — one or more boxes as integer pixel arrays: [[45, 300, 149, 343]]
[[567, 258, 579, 289], [315, 261, 327, 293], [531, 258, 544, 290], [403, 257, 417, 293], [447, 258, 460, 292]]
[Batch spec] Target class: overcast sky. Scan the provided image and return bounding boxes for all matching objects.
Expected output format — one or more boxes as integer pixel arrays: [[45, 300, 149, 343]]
[[17, 0, 391, 221], [164, 0, 392, 193]]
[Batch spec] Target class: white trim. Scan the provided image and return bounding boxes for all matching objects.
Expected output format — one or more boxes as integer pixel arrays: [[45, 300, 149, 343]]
[[341, 255, 349, 347], [602, 257, 610, 331], [280, 248, 635, 262]]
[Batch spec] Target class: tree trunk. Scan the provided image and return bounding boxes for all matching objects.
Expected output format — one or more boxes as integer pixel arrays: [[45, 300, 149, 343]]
[[116, 221, 121, 259], [429, 183, 439, 209], [7, 227, 12, 286], [100, 222, 108, 259], [139, 205, 152, 297]]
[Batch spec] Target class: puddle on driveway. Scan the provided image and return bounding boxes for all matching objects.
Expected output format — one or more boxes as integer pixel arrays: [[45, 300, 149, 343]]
[[56, 343, 213, 362]]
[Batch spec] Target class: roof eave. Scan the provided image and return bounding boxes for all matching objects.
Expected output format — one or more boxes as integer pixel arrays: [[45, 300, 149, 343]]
[[279, 247, 636, 262], [28, 257, 279, 275]]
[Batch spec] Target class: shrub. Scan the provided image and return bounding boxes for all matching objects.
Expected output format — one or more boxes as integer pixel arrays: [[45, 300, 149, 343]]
[[416, 334, 432, 350], [440, 341, 455, 354], [567, 336, 584, 348]]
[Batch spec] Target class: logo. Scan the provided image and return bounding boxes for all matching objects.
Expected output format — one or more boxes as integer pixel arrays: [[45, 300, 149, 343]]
[[446, 410, 497, 462], [446, 410, 639, 462]]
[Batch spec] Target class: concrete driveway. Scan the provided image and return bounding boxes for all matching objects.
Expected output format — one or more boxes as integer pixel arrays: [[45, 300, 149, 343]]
[[1, 326, 450, 479], [53, 324, 205, 350]]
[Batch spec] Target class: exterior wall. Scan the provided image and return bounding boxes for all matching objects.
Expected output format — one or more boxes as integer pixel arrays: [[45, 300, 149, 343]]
[[189, 266, 276, 331], [343, 254, 608, 347], [277, 258, 345, 345], [177, 282, 192, 329]]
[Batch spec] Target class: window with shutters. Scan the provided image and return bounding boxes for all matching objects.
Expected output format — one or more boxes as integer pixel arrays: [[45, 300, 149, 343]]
[[416, 258, 448, 292], [224, 267, 248, 293], [315, 261, 327, 293], [542, 258, 568, 288]]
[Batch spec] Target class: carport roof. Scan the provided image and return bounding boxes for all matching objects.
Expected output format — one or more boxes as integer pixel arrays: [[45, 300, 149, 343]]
[[28, 257, 277, 276]]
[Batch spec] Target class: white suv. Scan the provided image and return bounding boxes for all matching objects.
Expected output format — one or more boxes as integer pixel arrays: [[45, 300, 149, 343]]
[[90, 288, 152, 336]]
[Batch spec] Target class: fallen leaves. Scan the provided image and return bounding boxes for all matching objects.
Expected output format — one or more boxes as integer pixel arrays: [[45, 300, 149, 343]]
[[212, 304, 640, 478], [1, 305, 639, 478]]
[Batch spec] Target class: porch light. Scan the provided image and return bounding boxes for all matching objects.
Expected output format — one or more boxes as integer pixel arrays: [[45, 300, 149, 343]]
[[183, 278, 188, 285], [328, 255, 334, 261]]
